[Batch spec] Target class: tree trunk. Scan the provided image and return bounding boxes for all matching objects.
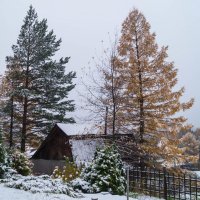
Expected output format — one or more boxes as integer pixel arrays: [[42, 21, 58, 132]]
[[135, 30, 144, 143], [139, 71, 144, 143], [111, 56, 116, 138], [21, 96, 28, 152], [21, 62, 29, 152], [112, 102, 116, 136], [9, 95, 14, 148], [21, 26, 30, 152], [104, 106, 108, 135]]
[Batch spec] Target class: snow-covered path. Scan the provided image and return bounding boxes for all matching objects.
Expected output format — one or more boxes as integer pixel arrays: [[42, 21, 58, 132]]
[[0, 184, 137, 200]]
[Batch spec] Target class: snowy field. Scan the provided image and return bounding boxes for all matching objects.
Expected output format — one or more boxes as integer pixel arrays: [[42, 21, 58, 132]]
[[0, 184, 133, 200], [0, 184, 161, 200]]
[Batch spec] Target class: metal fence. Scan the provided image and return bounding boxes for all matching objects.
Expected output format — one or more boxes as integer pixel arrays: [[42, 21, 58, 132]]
[[129, 166, 200, 200]]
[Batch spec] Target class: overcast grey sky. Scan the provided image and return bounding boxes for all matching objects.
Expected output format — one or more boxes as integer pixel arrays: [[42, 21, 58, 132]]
[[0, 0, 200, 128]]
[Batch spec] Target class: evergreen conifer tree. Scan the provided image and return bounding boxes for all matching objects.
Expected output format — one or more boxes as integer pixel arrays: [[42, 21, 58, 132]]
[[82, 145, 126, 195], [5, 6, 76, 151]]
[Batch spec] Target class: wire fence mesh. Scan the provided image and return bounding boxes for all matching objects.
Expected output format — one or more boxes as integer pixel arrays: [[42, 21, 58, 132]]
[[129, 166, 200, 200]]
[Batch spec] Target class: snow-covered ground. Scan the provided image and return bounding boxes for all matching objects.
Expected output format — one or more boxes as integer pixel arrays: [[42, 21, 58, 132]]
[[0, 184, 161, 200], [0, 184, 133, 200]]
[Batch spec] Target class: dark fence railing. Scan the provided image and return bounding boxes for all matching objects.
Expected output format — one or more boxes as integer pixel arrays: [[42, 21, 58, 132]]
[[129, 166, 200, 200]]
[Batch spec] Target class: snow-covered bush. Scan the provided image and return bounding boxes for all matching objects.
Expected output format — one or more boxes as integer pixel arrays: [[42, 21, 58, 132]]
[[0, 145, 7, 178], [52, 157, 81, 182], [0, 167, 18, 182], [11, 150, 33, 176], [71, 177, 99, 193], [82, 145, 126, 195], [0, 133, 9, 178], [5, 174, 81, 197]]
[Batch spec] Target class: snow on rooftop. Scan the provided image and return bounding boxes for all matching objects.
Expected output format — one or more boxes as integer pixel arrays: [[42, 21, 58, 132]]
[[57, 123, 101, 136]]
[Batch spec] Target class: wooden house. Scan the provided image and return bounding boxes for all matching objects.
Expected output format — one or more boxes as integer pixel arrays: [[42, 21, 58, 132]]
[[31, 123, 103, 174]]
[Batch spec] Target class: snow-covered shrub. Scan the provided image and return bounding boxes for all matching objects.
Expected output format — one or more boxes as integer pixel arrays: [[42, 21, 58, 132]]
[[0, 145, 7, 178], [11, 150, 33, 176], [52, 157, 81, 182], [0, 167, 18, 182], [82, 145, 126, 195], [0, 133, 9, 178], [0, 143, 6, 163], [5, 174, 81, 197], [71, 177, 99, 193]]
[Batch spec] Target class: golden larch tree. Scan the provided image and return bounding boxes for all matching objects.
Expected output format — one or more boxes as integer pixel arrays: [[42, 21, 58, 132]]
[[117, 9, 194, 163]]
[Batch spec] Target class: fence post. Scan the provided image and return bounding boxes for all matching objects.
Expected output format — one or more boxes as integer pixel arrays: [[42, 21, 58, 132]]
[[126, 167, 129, 200], [189, 175, 192, 200], [149, 168, 152, 197], [173, 173, 175, 199], [158, 170, 161, 199], [183, 173, 186, 199], [198, 144, 200, 170], [196, 175, 198, 200], [163, 167, 167, 200], [178, 175, 180, 199]]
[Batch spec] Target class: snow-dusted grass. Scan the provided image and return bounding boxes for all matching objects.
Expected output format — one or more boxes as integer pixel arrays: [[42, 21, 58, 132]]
[[0, 183, 162, 200], [0, 183, 132, 200], [0, 168, 162, 200], [2, 174, 79, 197]]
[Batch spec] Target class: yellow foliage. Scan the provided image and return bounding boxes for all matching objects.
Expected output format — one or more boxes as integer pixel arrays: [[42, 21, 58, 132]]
[[85, 8, 194, 165], [115, 8, 194, 164], [52, 157, 82, 182]]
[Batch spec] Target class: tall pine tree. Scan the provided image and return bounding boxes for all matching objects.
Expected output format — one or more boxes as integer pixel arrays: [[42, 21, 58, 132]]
[[6, 6, 76, 151]]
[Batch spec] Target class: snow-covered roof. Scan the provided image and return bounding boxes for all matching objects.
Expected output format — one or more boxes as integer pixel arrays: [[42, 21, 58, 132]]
[[57, 123, 100, 136]]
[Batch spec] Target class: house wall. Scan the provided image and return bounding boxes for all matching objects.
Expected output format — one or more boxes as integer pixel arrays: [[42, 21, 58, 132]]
[[33, 131, 73, 160], [31, 159, 66, 175]]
